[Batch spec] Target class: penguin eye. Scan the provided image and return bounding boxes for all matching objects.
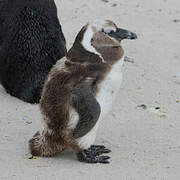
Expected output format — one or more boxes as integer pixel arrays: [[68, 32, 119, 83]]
[[110, 30, 115, 33]]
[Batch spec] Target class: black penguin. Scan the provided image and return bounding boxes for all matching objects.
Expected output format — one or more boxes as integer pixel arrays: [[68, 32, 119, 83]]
[[0, 0, 66, 103]]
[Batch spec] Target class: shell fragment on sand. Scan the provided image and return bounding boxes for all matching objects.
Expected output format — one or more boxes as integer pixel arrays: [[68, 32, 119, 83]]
[[148, 107, 167, 118], [124, 56, 134, 63], [28, 156, 37, 160], [137, 104, 167, 118]]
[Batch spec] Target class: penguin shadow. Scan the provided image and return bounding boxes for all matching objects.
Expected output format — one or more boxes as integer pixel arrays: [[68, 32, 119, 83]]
[[54, 150, 77, 162]]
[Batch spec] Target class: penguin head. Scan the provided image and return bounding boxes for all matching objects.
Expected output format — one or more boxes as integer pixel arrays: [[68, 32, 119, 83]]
[[73, 19, 137, 65]]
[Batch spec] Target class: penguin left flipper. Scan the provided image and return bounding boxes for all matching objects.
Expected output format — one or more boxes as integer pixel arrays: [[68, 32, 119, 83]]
[[71, 81, 101, 139], [76, 145, 111, 164]]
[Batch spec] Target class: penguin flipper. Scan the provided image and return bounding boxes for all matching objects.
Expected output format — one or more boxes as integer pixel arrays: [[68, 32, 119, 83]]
[[71, 82, 101, 139]]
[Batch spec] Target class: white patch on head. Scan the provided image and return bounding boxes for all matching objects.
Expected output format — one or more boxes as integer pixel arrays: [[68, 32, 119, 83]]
[[81, 26, 105, 63], [89, 19, 116, 32], [81, 19, 119, 62]]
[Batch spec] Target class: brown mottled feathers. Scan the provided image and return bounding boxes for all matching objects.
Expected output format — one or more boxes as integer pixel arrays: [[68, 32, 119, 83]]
[[29, 20, 127, 158], [29, 59, 107, 156], [41, 60, 106, 132]]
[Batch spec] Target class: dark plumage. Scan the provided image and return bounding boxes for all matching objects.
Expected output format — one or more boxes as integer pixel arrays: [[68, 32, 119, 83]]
[[72, 81, 101, 139], [0, 0, 66, 103]]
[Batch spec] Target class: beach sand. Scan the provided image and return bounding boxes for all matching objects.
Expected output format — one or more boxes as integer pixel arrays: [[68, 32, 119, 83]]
[[0, 0, 180, 179]]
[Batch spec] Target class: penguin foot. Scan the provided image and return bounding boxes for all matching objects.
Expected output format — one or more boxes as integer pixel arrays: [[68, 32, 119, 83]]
[[76, 145, 111, 164], [85, 145, 111, 156]]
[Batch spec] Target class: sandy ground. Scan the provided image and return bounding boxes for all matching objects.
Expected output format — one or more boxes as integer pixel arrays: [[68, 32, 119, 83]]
[[0, 0, 180, 179]]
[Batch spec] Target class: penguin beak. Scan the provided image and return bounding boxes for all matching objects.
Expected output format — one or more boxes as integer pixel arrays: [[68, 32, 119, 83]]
[[108, 28, 137, 40]]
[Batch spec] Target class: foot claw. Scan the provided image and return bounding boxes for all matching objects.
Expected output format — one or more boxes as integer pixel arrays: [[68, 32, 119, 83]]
[[97, 156, 110, 164]]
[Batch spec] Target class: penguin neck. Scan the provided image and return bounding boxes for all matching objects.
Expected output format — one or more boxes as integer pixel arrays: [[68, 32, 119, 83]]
[[67, 43, 103, 64], [66, 42, 125, 93], [67, 42, 124, 65]]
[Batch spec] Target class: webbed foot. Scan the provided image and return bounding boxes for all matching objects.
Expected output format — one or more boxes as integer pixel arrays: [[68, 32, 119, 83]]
[[76, 145, 111, 164]]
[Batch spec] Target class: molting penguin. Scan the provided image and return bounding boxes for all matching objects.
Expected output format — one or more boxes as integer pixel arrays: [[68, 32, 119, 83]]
[[29, 19, 137, 163], [0, 0, 66, 103]]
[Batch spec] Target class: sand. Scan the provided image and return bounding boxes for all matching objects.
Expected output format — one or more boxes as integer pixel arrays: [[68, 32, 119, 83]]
[[0, 0, 180, 179]]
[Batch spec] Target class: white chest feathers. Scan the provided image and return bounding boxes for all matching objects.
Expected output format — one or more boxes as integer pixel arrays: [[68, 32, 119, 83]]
[[96, 56, 124, 118], [76, 57, 125, 149]]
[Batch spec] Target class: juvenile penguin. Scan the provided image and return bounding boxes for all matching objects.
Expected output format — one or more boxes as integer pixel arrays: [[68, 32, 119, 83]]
[[0, 0, 66, 103], [29, 19, 137, 163]]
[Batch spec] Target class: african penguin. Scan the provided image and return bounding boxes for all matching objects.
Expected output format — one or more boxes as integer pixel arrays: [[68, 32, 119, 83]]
[[0, 0, 66, 103], [29, 19, 137, 164]]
